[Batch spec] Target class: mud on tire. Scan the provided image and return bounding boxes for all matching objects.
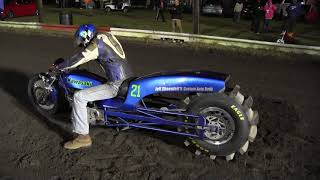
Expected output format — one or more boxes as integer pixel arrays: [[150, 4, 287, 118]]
[[184, 85, 259, 161]]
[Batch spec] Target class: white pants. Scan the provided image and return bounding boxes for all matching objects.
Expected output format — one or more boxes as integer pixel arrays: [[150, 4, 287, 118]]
[[71, 82, 121, 134]]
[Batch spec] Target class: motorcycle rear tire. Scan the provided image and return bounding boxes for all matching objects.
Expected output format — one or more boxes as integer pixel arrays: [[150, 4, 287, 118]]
[[184, 85, 258, 161]]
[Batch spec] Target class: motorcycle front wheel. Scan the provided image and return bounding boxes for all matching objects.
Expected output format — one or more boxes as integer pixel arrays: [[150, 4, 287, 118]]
[[27, 74, 62, 115]]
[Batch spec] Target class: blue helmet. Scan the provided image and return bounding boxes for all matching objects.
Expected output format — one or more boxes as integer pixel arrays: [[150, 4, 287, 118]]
[[74, 24, 97, 47]]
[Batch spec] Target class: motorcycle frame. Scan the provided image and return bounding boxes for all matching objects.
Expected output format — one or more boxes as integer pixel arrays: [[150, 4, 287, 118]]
[[102, 106, 206, 139]]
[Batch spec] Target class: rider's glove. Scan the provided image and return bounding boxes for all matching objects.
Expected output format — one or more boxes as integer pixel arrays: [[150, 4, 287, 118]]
[[48, 65, 61, 76], [48, 65, 57, 72], [48, 58, 66, 75], [52, 58, 66, 70]]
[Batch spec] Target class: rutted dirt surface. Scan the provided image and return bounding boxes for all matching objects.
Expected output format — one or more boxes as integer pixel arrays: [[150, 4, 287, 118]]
[[0, 31, 319, 180]]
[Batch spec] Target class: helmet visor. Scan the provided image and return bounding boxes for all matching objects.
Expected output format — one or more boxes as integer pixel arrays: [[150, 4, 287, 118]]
[[74, 28, 84, 47]]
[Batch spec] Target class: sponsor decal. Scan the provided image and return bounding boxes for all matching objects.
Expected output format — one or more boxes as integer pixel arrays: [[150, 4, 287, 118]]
[[230, 105, 245, 120], [154, 86, 214, 92], [67, 78, 93, 87], [130, 84, 141, 97]]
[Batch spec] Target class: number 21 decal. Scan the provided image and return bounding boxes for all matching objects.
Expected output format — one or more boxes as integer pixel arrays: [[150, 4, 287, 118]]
[[130, 84, 141, 97]]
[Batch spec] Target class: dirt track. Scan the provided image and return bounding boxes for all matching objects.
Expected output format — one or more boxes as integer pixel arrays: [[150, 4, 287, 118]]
[[0, 31, 319, 180]]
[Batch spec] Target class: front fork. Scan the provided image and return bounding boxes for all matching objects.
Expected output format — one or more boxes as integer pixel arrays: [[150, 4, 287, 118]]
[[38, 72, 72, 105], [38, 73, 57, 92], [35, 73, 56, 101]]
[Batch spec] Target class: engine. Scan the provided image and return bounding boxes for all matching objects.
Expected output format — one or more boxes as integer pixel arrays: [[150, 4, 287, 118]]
[[87, 107, 104, 124]]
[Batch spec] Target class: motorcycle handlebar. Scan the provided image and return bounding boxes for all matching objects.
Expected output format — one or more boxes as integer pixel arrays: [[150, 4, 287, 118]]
[[48, 66, 64, 77]]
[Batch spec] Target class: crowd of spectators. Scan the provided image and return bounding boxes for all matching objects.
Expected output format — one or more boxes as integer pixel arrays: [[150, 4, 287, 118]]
[[232, 0, 318, 41], [56, 0, 318, 38]]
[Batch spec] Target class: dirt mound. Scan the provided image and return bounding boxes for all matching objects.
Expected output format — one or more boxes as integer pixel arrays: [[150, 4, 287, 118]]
[[244, 96, 320, 180]]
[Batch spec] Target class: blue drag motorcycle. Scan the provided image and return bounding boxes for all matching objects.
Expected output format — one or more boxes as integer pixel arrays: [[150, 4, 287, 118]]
[[28, 63, 259, 161]]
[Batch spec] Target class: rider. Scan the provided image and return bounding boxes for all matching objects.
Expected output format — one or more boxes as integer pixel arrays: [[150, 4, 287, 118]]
[[54, 24, 133, 150]]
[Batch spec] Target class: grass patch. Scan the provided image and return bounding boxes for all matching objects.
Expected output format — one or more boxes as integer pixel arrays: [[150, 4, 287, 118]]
[[7, 5, 320, 46]]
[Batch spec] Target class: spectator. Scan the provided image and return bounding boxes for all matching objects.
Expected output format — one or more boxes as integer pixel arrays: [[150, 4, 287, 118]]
[[285, 0, 302, 33], [155, 0, 166, 22], [84, 0, 93, 9], [233, 0, 243, 23], [99, 0, 104, 9], [263, 0, 277, 32], [0, 0, 3, 11], [75, 0, 80, 8], [0, 11, 3, 21], [169, 0, 183, 33], [91, 0, 96, 8], [56, 0, 61, 8], [116, 0, 123, 9], [251, 0, 264, 34], [0, 0, 4, 21], [146, 0, 151, 8], [280, 0, 289, 32], [305, 2, 319, 23]]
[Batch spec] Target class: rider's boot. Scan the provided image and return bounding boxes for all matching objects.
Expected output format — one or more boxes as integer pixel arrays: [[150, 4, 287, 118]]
[[64, 134, 92, 150]]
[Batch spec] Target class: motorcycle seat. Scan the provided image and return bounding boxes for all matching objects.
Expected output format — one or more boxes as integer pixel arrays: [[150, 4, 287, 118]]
[[116, 77, 137, 98]]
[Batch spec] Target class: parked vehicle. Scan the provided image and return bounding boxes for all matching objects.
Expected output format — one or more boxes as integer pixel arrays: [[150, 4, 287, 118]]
[[0, 0, 38, 19], [201, 0, 223, 16], [104, 0, 131, 13], [28, 59, 259, 160]]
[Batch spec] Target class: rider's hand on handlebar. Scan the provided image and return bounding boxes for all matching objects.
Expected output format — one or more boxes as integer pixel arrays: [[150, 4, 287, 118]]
[[49, 58, 66, 72], [51, 58, 66, 70], [53, 58, 65, 67], [49, 64, 59, 72], [48, 64, 64, 78]]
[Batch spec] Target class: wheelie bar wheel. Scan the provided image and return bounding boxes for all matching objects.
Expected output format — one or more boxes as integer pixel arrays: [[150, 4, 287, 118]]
[[184, 85, 259, 161]]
